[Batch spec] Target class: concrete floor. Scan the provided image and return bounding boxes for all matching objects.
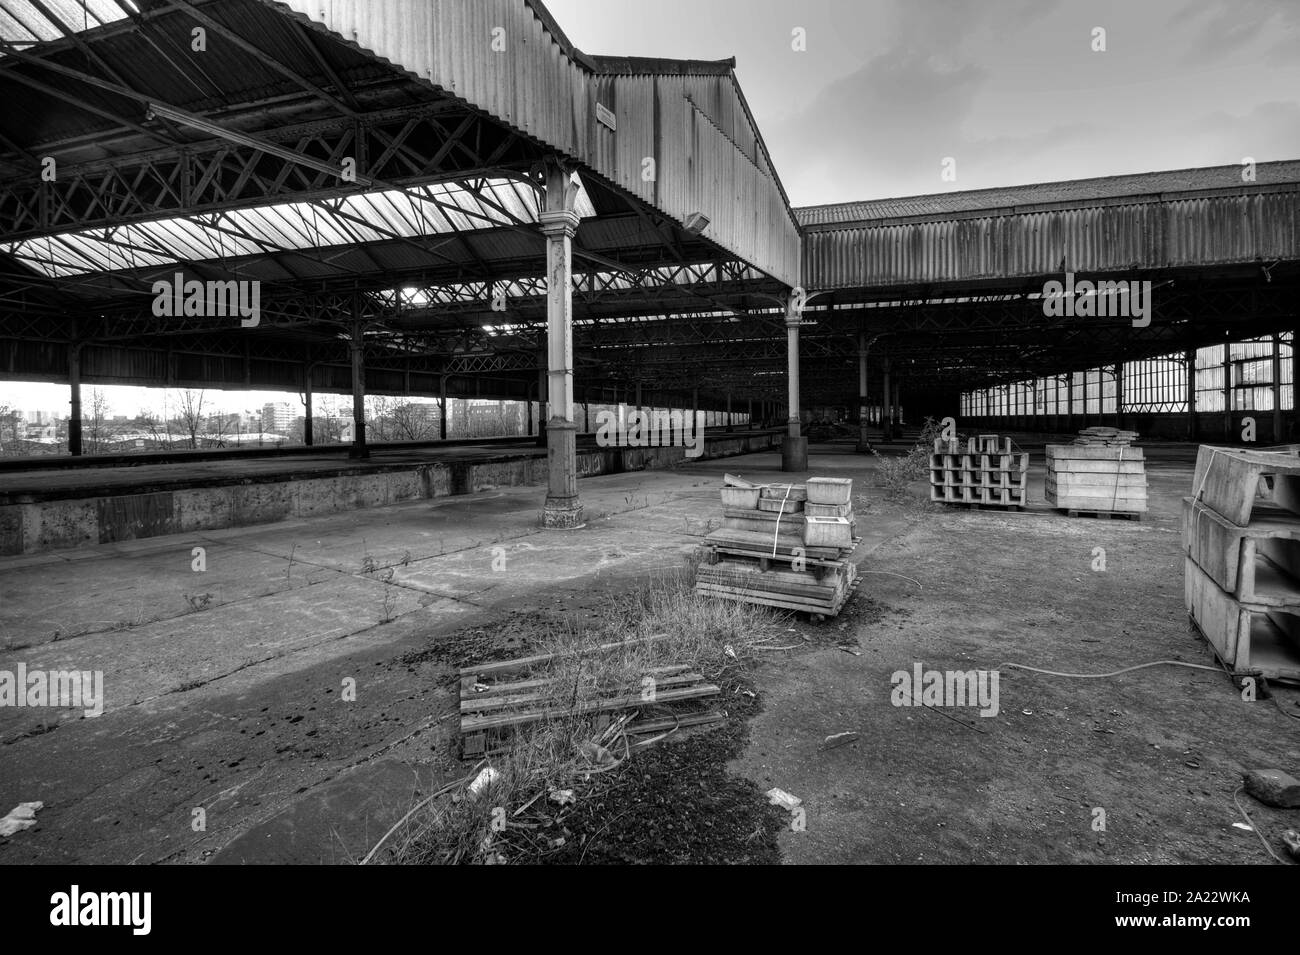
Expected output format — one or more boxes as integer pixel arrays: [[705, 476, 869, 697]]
[[1, 441, 1296, 864], [0, 449, 820, 862]]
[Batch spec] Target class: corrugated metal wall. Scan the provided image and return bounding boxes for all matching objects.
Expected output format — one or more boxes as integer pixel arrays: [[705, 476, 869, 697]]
[[803, 190, 1300, 289], [273, 0, 801, 286]]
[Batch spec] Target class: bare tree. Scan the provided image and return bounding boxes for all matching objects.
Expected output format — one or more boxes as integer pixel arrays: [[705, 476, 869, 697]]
[[85, 388, 110, 454], [364, 396, 438, 442], [389, 400, 439, 440], [364, 395, 395, 442], [312, 395, 349, 445], [175, 389, 206, 449]]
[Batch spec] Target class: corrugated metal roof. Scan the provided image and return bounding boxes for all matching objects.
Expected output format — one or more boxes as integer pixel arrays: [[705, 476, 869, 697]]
[[273, 0, 802, 286], [0, 0, 130, 49], [586, 55, 736, 76], [4, 176, 596, 277], [803, 188, 1300, 290], [796, 160, 1300, 226]]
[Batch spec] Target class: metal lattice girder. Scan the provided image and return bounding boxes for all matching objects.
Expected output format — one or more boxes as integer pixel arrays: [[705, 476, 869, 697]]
[[377, 258, 766, 316], [0, 103, 534, 240]]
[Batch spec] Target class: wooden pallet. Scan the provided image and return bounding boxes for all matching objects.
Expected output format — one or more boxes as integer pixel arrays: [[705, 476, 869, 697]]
[[695, 554, 857, 619], [703, 527, 858, 561], [1059, 508, 1143, 520], [695, 576, 858, 619], [458, 642, 722, 758]]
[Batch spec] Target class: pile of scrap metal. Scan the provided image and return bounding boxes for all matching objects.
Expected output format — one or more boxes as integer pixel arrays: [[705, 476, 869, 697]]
[[695, 474, 860, 620]]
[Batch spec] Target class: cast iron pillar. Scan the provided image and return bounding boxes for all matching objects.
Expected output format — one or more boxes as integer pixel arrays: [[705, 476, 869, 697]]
[[349, 309, 368, 459], [539, 158, 583, 528], [302, 358, 314, 447], [857, 332, 871, 453], [782, 288, 808, 471], [881, 357, 893, 442], [68, 342, 83, 456]]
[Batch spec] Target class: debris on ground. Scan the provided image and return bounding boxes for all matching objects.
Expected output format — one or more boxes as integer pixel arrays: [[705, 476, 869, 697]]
[[457, 635, 723, 759], [467, 766, 499, 797], [1243, 768, 1300, 808], [822, 731, 860, 750], [0, 801, 43, 837], [697, 478, 860, 619], [766, 787, 802, 811], [504, 732, 786, 865]]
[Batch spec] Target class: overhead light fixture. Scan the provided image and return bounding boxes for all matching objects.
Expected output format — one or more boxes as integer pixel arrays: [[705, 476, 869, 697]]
[[147, 102, 372, 187], [682, 212, 710, 236]]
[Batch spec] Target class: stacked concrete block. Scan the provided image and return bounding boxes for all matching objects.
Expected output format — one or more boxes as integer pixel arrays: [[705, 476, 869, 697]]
[[1046, 429, 1146, 517], [696, 476, 859, 620], [1183, 445, 1300, 681], [929, 434, 1028, 508]]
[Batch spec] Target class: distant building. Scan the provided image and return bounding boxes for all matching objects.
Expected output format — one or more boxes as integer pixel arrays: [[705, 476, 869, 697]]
[[465, 399, 521, 437], [261, 402, 295, 434]]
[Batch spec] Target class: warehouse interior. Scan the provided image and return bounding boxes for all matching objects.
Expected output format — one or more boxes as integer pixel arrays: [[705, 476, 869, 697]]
[[0, 0, 1298, 867]]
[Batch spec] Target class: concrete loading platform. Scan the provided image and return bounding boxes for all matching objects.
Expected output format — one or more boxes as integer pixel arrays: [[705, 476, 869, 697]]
[[0, 428, 780, 556]]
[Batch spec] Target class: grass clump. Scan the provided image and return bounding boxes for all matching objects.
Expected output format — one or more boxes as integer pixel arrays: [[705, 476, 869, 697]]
[[377, 560, 785, 865]]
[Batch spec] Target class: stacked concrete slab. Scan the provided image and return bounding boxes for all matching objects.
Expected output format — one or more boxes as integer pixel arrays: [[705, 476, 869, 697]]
[[1183, 445, 1300, 681], [696, 476, 859, 619], [1046, 429, 1146, 517], [929, 434, 1028, 508]]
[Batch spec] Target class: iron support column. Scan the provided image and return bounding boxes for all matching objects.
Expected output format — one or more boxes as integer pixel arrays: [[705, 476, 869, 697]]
[[782, 290, 808, 471], [539, 159, 582, 528], [440, 375, 448, 440], [857, 333, 870, 452], [1272, 334, 1282, 442], [68, 343, 83, 456], [303, 358, 314, 447], [349, 311, 367, 459], [882, 358, 892, 442]]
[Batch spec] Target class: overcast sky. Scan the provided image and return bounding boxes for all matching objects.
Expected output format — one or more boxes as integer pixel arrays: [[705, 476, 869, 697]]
[[547, 0, 1300, 205], [4, 0, 1298, 416]]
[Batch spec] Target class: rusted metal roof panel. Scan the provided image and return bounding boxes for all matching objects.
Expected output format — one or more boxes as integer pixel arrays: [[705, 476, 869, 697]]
[[804, 186, 1300, 290], [276, 0, 590, 156], [797, 160, 1300, 227], [271, 0, 801, 285]]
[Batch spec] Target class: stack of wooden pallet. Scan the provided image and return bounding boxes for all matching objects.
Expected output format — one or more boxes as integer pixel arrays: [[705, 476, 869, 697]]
[[1045, 431, 1147, 518], [695, 475, 860, 620], [1183, 445, 1300, 682], [928, 434, 1028, 508], [459, 636, 724, 758]]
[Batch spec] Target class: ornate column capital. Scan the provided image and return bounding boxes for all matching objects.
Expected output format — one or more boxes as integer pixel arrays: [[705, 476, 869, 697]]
[[538, 208, 580, 238]]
